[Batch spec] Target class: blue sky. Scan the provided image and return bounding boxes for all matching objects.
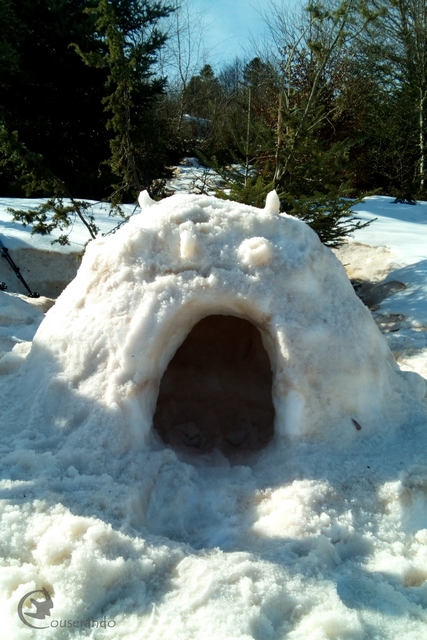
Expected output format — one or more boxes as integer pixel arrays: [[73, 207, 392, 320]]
[[192, 0, 301, 68]]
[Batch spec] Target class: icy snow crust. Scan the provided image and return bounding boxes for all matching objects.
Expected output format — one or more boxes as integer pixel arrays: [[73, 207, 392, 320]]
[[2, 193, 427, 638]]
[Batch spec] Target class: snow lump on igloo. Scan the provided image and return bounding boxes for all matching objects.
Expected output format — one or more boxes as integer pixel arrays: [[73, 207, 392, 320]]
[[16, 190, 427, 461]]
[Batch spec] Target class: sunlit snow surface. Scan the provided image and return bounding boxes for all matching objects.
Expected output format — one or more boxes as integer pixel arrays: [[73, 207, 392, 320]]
[[1, 189, 427, 639], [0, 198, 137, 252], [350, 196, 427, 379]]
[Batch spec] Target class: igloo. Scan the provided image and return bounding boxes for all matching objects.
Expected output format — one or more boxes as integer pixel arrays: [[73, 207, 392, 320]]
[[21, 191, 426, 457]]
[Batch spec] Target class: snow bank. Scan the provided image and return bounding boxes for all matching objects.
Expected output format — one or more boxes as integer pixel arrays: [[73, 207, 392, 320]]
[[0, 291, 50, 374], [2, 192, 427, 639], [344, 196, 427, 384], [0, 198, 136, 297]]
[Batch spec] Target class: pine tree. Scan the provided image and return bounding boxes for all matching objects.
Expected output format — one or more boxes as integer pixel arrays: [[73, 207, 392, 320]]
[[0, 0, 113, 244], [1, 0, 173, 245], [75, 0, 174, 205], [358, 0, 427, 197], [0, 0, 110, 198]]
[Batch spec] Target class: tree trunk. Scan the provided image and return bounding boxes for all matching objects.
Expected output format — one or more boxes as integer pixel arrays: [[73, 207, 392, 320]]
[[274, 91, 283, 188], [420, 87, 425, 191], [245, 86, 251, 187]]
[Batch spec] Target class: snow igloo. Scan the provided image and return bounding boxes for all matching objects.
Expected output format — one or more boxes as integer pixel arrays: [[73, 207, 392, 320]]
[[24, 190, 426, 458]]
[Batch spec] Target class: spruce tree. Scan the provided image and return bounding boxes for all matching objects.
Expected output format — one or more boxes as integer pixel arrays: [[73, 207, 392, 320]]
[[0, 0, 109, 198], [75, 0, 174, 205], [357, 0, 427, 198], [1, 0, 173, 245]]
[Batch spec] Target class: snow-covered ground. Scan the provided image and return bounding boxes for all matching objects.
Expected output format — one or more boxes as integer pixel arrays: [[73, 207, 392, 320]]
[[0, 199, 138, 298], [166, 156, 224, 196], [334, 196, 427, 379], [1, 180, 427, 639]]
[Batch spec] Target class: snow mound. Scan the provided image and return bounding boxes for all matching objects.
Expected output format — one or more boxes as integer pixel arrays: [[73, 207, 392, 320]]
[[3, 193, 427, 638], [14, 191, 427, 455], [0, 291, 49, 374]]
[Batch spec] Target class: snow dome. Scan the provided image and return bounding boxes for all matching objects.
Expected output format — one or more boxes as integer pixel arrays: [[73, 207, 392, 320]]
[[17, 190, 426, 458], [4, 192, 427, 639]]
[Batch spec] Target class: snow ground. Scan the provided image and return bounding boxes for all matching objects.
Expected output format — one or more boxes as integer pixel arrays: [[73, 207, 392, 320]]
[[337, 196, 427, 379], [0, 199, 138, 298], [166, 157, 224, 196], [1, 180, 427, 639], [0, 198, 138, 253]]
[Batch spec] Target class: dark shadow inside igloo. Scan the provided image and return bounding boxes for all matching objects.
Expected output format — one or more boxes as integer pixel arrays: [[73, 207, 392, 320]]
[[153, 315, 275, 455]]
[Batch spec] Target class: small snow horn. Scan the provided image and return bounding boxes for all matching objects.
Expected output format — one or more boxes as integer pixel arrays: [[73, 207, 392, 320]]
[[264, 190, 280, 215], [138, 190, 156, 209]]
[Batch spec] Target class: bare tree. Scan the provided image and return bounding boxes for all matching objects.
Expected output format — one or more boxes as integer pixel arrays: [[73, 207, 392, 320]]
[[157, 0, 209, 131], [259, 0, 380, 188], [362, 0, 427, 192]]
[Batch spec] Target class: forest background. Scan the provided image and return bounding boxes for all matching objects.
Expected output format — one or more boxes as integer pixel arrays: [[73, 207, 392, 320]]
[[1, 0, 426, 246]]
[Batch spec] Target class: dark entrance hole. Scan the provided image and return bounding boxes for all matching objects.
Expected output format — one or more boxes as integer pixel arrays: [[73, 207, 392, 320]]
[[153, 315, 275, 454]]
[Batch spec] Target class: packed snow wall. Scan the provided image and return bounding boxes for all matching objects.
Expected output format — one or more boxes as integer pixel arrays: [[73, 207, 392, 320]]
[[16, 191, 427, 458]]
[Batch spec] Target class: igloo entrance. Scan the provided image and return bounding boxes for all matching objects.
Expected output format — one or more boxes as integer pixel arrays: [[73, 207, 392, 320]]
[[153, 315, 275, 454]]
